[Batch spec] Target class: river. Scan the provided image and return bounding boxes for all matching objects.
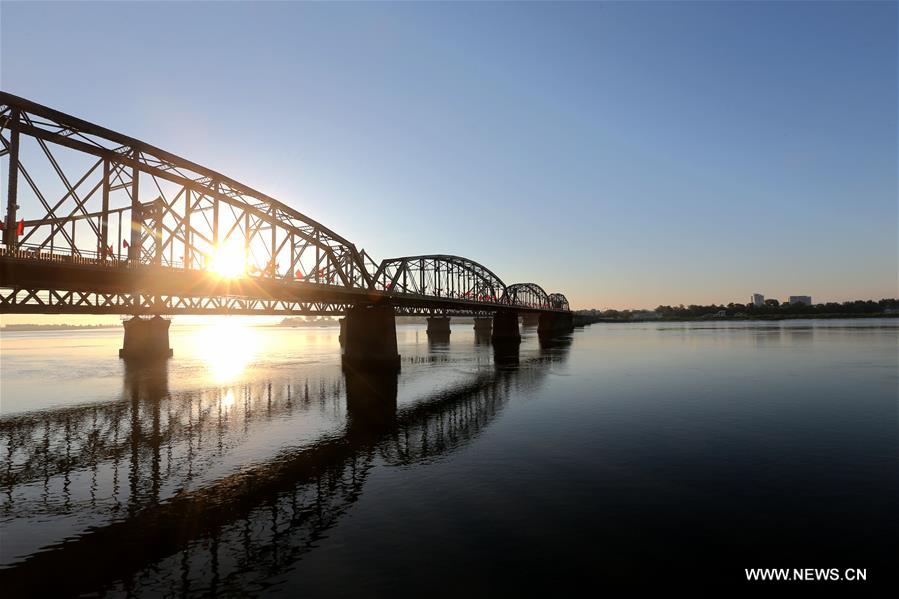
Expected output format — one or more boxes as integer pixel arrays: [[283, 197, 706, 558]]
[[0, 319, 896, 593]]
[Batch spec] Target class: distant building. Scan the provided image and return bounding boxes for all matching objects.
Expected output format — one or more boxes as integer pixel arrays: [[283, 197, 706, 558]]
[[789, 295, 812, 305], [751, 293, 765, 307]]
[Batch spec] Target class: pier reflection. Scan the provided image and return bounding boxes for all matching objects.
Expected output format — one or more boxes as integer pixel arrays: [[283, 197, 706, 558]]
[[343, 364, 398, 435], [426, 332, 452, 348], [493, 342, 521, 368], [0, 342, 569, 596], [539, 334, 573, 354]]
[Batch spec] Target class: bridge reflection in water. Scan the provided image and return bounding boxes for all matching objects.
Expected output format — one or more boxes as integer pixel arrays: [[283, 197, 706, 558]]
[[0, 339, 570, 596]]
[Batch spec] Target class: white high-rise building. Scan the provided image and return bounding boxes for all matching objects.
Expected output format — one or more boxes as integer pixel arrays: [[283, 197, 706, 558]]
[[751, 293, 765, 307], [789, 295, 812, 305]]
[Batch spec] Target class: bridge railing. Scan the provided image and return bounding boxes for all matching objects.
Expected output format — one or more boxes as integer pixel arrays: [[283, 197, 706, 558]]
[[0, 244, 131, 268]]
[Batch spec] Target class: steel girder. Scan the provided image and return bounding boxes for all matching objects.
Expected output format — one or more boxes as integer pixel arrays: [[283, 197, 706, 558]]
[[0, 287, 351, 316], [0, 286, 500, 317]]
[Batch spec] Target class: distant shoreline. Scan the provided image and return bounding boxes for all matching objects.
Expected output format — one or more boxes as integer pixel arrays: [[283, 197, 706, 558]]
[[0, 324, 120, 332], [588, 313, 899, 324]]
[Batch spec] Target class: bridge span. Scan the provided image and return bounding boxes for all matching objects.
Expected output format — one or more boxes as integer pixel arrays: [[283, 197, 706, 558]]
[[0, 92, 574, 363]]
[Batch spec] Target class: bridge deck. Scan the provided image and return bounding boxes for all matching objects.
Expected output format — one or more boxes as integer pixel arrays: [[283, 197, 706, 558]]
[[0, 253, 560, 316]]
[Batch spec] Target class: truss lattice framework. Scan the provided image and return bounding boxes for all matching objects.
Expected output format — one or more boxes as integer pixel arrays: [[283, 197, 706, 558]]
[[548, 293, 570, 312], [372, 254, 506, 300], [0, 287, 347, 315], [0, 92, 375, 289], [0, 287, 502, 317], [503, 282, 553, 310]]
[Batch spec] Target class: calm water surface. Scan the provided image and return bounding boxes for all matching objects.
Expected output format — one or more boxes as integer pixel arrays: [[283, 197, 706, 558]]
[[0, 320, 896, 594]]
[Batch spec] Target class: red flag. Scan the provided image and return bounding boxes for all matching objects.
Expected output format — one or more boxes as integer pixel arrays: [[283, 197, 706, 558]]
[[16, 219, 24, 236]]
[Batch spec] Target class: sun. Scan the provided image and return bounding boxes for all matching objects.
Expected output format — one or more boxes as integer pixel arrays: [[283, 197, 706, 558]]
[[208, 241, 247, 278]]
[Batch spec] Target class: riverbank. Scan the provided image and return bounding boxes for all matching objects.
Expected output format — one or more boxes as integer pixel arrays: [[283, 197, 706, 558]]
[[0, 323, 120, 332], [587, 313, 899, 324]]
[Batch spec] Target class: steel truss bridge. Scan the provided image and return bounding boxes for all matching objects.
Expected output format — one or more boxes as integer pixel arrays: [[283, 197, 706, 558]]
[[0, 92, 570, 317]]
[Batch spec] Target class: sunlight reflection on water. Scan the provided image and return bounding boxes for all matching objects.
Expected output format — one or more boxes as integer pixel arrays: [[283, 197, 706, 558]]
[[193, 319, 261, 383]]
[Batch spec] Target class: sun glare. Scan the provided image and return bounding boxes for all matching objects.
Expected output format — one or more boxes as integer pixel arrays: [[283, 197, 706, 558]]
[[208, 241, 247, 278], [195, 318, 260, 383]]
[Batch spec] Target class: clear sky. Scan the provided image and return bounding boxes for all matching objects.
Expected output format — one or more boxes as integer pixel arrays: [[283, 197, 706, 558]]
[[1, 1, 896, 315]]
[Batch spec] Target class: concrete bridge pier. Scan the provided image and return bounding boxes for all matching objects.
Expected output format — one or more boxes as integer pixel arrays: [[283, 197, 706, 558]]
[[341, 305, 400, 369], [426, 316, 451, 337], [473, 317, 492, 334], [521, 313, 540, 328], [491, 310, 521, 344], [537, 312, 574, 339], [338, 317, 346, 346], [119, 315, 173, 359]]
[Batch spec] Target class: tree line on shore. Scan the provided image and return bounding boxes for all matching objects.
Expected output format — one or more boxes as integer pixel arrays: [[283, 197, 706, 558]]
[[584, 298, 899, 320]]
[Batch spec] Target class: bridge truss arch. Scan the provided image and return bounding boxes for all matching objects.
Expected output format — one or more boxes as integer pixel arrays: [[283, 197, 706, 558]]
[[502, 283, 552, 310], [372, 254, 506, 303], [548, 293, 570, 312]]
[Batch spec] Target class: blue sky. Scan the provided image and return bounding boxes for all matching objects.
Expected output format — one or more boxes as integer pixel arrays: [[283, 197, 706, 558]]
[[2, 1, 896, 309]]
